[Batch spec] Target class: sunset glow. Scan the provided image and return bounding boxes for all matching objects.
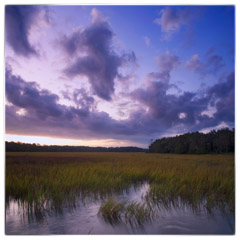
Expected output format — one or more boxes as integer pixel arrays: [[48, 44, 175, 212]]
[[5, 134, 145, 147]]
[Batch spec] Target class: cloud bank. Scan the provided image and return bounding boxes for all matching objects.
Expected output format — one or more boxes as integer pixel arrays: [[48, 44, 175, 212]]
[[5, 52, 234, 145]]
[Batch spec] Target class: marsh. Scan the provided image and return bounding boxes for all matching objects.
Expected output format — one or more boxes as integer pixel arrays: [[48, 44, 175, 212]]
[[5, 152, 235, 234]]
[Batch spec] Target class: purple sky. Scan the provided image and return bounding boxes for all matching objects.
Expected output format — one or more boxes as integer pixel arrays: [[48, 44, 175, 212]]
[[5, 5, 235, 147]]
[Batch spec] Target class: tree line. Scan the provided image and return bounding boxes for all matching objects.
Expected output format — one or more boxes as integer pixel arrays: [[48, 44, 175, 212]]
[[148, 128, 234, 154], [5, 141, 147, 153]]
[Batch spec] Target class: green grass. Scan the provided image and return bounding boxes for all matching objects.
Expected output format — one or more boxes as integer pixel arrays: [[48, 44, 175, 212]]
[[6, 152, 234, 222], [98, 198, 154, 225], [98, 198, 127, 223]]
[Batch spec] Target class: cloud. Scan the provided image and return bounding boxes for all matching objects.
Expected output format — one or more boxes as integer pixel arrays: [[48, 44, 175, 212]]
[[91, 7, 106, 23], [5, 59, 234, 145], [72, 88, 95, 110], [132, 81, 205, 129], [130, 52, 234, 135], [144, 36, 150, 47], [131, 52, 207, 128], [6, 68, 64, 120], [154, 6, 203, 40], [207, 72, 234, 124], [145, 52, 180, 86], [5, 5, 50, 57], [156, 52, 180, 74], [185, 51, 225, 76], [131, 74, 234, 136], [60, 8, 136, 101], [5, 68, 141, 142], [155, 7, 190, 32]]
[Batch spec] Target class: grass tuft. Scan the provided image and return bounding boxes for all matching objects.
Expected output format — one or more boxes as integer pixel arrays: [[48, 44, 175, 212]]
[[98, 198, 154, 225]]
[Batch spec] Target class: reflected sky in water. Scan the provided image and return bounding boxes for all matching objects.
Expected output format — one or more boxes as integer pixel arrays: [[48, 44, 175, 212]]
[[6, 183, 234, 235]]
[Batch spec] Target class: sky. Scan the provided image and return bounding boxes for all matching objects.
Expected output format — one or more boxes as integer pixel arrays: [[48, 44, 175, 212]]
[[4, 5, 235, 148]]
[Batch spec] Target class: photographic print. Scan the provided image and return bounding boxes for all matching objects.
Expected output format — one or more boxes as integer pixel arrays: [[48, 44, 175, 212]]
[[5, 5, 235, 235]]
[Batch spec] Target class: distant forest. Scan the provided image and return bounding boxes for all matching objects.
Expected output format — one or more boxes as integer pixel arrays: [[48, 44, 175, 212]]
[[5, 141, 147, 153], [149, 128, 234, 154]]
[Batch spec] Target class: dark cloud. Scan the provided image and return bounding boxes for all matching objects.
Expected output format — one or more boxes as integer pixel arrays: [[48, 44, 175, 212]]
[[4, 66, 177, 144], [5, 5, 50, 57], [60, 8, 136, 101], [185, 51, 225, 76], [208, 72, 234, 124], [6, 68, 63, 120], [132, 81, 208, 130], [130, 53, 234, 136], [72, 88, 95, 110], [191, 73, 234, 131], [131, 74, 234, 137], [5, 59, 234, 145], [5, 68, 139, 142]]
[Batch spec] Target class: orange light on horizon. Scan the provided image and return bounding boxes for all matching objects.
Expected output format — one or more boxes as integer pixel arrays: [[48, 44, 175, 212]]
[[5, 134, 145, 148]]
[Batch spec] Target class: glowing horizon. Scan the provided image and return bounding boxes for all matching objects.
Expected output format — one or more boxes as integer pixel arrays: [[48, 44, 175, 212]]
[[5, 134, 147, 148]]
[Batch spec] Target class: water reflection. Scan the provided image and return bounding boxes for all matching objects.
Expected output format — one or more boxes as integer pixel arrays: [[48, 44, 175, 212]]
[[5, 183, 234, 234]]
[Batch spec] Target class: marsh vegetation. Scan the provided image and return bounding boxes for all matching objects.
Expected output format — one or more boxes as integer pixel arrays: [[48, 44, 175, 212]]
[[5, 152, 234, 233]]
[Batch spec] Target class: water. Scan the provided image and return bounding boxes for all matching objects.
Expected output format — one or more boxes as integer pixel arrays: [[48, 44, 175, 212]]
[[5, 183, 235, 235]]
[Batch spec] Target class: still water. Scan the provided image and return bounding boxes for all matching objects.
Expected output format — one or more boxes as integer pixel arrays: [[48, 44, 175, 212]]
[[6, 183, 234, 235]]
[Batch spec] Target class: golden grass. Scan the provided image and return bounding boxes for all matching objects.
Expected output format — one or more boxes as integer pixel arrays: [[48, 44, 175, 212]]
[[6, 152, 234, 221]]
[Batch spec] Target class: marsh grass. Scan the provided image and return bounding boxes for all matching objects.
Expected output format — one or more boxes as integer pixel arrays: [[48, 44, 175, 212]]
[[98, 198, 154, 225], [6, 152, 234, 222], [125, 201, 154, 225], [98, 198, 127, 224]]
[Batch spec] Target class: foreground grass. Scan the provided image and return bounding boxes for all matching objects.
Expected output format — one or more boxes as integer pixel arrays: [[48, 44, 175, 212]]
[[98, 198, 154, 225], [6, 152, 234, 222]]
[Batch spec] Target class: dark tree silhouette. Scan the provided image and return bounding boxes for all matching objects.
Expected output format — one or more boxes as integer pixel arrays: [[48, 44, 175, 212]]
[[148, 128, 234, 154], [5, 141, 147, 153]]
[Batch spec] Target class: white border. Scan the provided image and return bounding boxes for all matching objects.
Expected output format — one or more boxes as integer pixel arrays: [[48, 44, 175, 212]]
[[0, 1, 239, 239]]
